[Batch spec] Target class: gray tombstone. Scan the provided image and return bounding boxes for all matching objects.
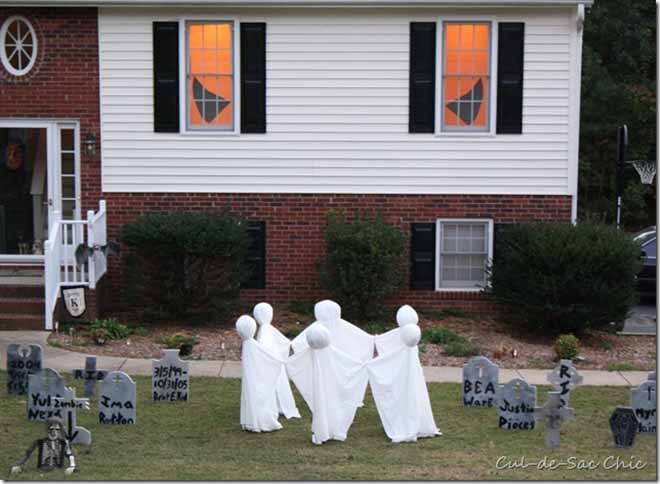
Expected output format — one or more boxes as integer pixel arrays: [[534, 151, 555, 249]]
[[152, 349, 189, 402], [99, 371, 137, 425], [496, 378, 537, 430], [7, 344, 43, 395], [630, 380, 656, 433], [534, 391, 575, 448], [72, 356, 109, 398], [53, 387, 91, 446], [27, 368, 68, 422], [609, 407, 639, 448], [462, 356, 499, 407], [547, 359, 583, 408]]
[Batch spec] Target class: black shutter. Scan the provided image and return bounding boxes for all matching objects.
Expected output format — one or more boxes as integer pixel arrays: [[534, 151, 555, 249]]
[[410, 223, 436, 289], [496, 23, 525, 134], [245, 221, 266, 289], [409, 22, 436, 133], [241, 23, 266, 133], [153, 22, 180, 133]]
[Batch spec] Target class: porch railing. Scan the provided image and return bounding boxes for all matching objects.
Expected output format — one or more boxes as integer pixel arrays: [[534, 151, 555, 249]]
[[44, 200, 108, 330]]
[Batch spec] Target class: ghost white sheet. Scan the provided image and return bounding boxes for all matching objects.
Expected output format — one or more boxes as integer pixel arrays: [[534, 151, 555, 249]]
[[237, 315, 285, 433], [287, 325, 367, 445], [367, 324, 441, 443], [254, 302, 301, 419], [374, 305, 419, 356]]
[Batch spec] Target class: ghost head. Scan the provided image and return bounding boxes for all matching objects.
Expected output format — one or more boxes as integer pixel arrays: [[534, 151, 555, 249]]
[[314, 300, 341, 324], [253, 303, 274, 327], [307, 324, 331, 350], [400, 324, 421, 348], [236, 315, 257, 341], [396, 305, 419, 327]]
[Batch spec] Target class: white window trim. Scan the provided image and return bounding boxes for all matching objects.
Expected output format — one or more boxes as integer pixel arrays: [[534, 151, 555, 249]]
[[178, 16, 241, 136], [435, 15, 498, 138], [435, 218, 494, 292], [0, 15, 38, 77]]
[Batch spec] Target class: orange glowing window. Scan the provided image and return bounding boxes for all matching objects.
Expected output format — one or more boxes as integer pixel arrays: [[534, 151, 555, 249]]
[[187, 21, 234, 131], [442, 22, 491, 131]]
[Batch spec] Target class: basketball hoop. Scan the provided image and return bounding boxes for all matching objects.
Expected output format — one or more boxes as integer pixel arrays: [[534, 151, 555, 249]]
[[627, 160, 657, 185]]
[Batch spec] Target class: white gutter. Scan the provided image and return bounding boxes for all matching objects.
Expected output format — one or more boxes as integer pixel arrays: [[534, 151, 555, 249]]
[[0, 0, 594, 7]]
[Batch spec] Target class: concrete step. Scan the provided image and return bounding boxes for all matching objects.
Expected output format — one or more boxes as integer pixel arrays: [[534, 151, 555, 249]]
[[0, 313, 44, 330], [0, 297, 44, 315]]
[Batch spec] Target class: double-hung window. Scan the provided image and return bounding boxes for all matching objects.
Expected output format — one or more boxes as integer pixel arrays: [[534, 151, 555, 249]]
[[441, 22, 492, 133], [186, 21, 235, 131], [437, 219, 493, 289]]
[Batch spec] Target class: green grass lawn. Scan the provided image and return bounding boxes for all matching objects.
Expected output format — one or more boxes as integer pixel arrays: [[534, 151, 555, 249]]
[[0, 371, 656, 480]]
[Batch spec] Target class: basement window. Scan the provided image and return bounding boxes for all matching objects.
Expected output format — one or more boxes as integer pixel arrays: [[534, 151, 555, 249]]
[[437, 219, 493, 289]]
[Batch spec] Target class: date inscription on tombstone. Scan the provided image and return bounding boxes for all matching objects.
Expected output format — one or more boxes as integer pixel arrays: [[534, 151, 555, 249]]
[[462, 356, 499, 407], [497, 378, 537, 430], [100, 371, 137, 425], [630, 380, 656, 433], [152, 349, 189, 402], [7, 344, 42, 395]]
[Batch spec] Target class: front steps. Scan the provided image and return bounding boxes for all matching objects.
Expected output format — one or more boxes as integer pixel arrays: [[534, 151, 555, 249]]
[[0, 269, 45, 330]]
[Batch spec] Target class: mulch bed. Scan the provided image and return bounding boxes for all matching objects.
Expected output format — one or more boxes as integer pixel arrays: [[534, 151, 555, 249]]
[[48, 309, 656, 371]]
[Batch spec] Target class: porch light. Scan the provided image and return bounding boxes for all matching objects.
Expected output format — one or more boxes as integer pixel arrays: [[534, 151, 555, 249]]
[[83, 132, 96, 158]]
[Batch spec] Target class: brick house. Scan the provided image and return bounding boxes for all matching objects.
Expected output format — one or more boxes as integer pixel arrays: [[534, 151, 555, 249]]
[[0, 0, 590, 329]]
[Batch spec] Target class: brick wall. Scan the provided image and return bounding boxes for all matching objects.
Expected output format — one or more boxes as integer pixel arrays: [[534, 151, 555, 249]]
[[0, 7, 101, 216], [102, 193, 572, 315]]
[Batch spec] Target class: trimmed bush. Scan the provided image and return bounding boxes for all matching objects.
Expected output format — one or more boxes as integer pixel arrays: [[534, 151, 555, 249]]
[[554, 333, 580, 360], [421, 327, 462, 345], [319, 212, 407, 321], [444, 339, 481, 357], [90, 318, 131, 340], [121, 211, 251, 322], [489, 222, 642, 334]]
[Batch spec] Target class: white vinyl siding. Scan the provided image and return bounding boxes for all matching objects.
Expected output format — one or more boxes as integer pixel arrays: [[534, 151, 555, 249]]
[[99, 7, 577, 195]]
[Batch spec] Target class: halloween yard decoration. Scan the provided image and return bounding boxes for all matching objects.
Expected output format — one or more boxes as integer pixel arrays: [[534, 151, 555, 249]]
[[374, 305, 419, 356], [367, 324, 441, 442], [534, 391, 574, 448], [462, 356, 499, 407], [6, 343, 42, 395], [10, 417, 77, 476]]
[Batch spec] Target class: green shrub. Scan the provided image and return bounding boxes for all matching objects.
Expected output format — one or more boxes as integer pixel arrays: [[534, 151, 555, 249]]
[[420, 308, 471, 320], [444, 339, 481, 357], [421, 327, 462, 345], [159, 333, 198, 357], [90, 318, 131, 340], [554, 333, 580, 360], [319, 212, 407, 321], [122, 211, 251, 322], [489, 222, 642, 334]]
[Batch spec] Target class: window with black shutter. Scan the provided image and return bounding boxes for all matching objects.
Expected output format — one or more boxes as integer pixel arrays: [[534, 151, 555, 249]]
[[241, 23, 267, 133], [496, 23, 525, 134], [409, 23, 436, 133], [410, 223, 436, 289], [153, 22, 180, 133], [244, 221, 266, 289]]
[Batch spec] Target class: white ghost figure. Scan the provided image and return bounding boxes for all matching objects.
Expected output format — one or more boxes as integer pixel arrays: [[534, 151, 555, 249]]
[[374, 305, 419, 356], [286, 324, 367, 445], [253, 302, 301, 419], [237, 315, 285, 433], [367, 324, 441, 443], [291, 300, 375, 363]]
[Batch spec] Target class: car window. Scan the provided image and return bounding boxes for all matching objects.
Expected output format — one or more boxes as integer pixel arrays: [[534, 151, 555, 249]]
[[641, 239, 656, 259], [634, 227, 656, 246]]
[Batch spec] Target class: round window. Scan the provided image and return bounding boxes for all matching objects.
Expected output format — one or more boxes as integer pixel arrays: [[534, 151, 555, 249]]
[[0, 16, 38, 76]]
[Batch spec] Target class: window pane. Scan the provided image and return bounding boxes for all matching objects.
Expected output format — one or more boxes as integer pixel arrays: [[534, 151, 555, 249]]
[[62, 176, 75, 198], [61, 129, 74, 151], [187, 21, 234, 131], [61, 153, 75, 175], [61, 200, 76, 220]]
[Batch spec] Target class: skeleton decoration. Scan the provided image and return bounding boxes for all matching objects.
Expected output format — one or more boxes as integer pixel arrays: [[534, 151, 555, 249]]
[[10, 417, 77, 476]]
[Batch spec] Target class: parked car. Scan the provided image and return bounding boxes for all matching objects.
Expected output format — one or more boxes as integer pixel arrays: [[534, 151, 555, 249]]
[[633, 226, 656, 300]]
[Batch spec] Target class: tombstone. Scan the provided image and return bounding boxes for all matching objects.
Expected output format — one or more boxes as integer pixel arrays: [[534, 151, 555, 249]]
[[534, 391, 574, 448], [609, 407, 639, 448], [152, 349, 189, 402], [462, 356, 499, 407], [547, 359, 583, 408], [630, 380, 656, 433], [27, 368, 68, 422], [99, 371, 137, 425], [7, 343, 42, 395], [53, 387, 91, 446], [72, 356, 109, 398], [496, 378, 537, 430]]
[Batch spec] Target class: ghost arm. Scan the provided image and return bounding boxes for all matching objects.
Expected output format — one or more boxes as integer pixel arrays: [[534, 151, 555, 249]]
[[374, 328, 403, 356], [11, 439, 40, 473], [285, 349, 314, 411]]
